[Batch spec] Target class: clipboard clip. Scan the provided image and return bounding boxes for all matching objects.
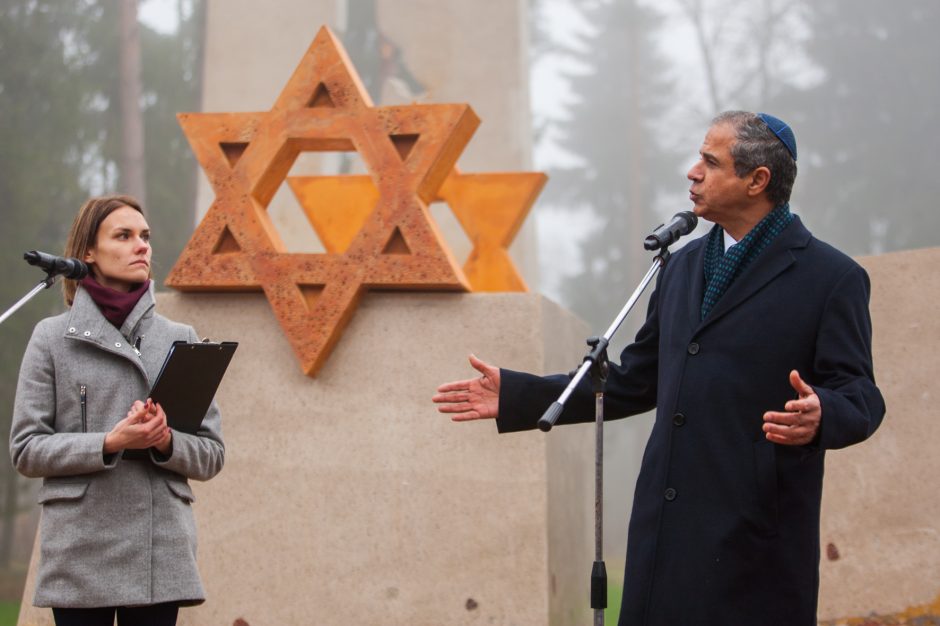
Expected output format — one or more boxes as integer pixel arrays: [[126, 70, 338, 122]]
[[200, 337, 231, 350]]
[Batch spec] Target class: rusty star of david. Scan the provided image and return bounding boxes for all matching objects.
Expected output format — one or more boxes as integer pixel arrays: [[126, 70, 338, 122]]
[[287, 167, 546, 291], [166, 26, 483, 376]]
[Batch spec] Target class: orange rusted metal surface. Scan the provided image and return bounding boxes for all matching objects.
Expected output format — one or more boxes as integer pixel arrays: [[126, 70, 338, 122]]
[[289, 168, 546, 292], [438, 168, 546, 292], [166, 26, 483, 375], [286, 176, 380, 254]]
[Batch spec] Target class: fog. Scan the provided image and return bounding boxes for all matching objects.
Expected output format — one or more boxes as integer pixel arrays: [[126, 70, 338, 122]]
[[1, 0, 936, 610]]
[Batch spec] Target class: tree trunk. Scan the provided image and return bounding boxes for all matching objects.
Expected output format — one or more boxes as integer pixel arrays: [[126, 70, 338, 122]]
[[678, 0, 723, 114], [625, 0, 648, 301], [119, 0, 146, 201]]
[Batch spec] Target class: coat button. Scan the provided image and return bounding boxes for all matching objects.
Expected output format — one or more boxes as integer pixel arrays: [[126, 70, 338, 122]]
[[687, 342, 700, 355], [664, 488, 677, 501], [115, 342, 122, 348], [672, 413, 685, 427]]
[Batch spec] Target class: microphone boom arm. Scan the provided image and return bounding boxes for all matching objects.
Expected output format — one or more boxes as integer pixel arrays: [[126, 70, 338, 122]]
[[537, 247, 670, 431], [1, 250, 88, 328], [0, 274, 57, 327], [535, 244, 673, 626]]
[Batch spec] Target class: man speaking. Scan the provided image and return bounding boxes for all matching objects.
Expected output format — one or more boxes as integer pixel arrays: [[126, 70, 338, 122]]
[[433, 111, 885, 626]]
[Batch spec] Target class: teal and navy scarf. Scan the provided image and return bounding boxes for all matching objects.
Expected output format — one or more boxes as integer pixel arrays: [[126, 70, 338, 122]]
[[701, 203, 793, 320]]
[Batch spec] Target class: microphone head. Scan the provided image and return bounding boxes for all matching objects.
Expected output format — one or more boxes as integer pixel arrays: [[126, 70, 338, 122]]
[[23, 250, 89, 279], [60, 258, 89, 280], [23, 250, 45, 267], [674, 211, 698, 234], [644, 212, 699, 251]]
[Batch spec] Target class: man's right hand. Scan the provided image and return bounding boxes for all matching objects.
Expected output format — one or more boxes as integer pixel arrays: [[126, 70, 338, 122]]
[[432, 354, 500, 421]]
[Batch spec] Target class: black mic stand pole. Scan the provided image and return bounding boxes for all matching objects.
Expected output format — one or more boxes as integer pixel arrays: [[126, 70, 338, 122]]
[[537, 246, 672, 626]]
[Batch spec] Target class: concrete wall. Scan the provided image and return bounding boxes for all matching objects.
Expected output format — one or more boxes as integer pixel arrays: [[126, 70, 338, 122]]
[[169, 292, 594, 625], [817, 247, 940, 623]]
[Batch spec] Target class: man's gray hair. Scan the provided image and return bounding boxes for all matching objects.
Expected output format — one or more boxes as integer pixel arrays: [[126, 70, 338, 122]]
[[712, 111, 797, 206]]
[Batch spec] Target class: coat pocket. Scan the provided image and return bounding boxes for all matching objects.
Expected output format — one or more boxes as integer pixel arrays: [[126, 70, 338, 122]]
[[79, 384, 87, 433], [37, 481, 89, 505], [165, 479, 196, 504]]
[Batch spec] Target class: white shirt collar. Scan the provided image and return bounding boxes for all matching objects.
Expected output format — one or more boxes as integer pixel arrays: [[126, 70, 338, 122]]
[[722, 229, 737, 252]]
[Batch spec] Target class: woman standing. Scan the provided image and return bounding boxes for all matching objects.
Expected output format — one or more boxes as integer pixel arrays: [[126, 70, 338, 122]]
[[10, 195, 224, 626]]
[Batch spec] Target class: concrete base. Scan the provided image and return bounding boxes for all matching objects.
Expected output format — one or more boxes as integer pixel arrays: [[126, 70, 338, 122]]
[[817, 247, 940, 622], [18, 292, 595, 626]]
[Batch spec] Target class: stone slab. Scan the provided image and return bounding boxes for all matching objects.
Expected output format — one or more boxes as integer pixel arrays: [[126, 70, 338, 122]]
[[169, 292, 594, 625], [817, 246, 940, 621]]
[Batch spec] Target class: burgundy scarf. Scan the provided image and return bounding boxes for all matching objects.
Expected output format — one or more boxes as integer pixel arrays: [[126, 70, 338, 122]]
[[79, 277, 151, 328]]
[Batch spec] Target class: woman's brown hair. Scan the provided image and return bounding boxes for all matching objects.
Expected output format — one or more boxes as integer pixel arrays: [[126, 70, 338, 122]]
[[62, 194, 148, 306]]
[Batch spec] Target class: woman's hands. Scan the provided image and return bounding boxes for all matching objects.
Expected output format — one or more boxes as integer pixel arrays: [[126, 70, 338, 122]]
[[103, 399, 173, 455]]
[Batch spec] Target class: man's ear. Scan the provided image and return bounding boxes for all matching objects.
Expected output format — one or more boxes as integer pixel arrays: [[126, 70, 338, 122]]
[[747, 166, 771, 197]]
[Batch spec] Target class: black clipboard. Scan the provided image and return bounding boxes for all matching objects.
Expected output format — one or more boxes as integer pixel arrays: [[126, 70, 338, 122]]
[[148, 340, 238, 434]]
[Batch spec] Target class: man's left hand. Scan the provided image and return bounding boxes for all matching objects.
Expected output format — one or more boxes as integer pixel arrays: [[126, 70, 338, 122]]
[[762, 370, 821, 446]]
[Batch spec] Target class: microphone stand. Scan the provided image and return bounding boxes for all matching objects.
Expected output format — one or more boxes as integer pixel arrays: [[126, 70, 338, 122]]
[[0, 272, 59, 328], [537, 246, 672, 626]]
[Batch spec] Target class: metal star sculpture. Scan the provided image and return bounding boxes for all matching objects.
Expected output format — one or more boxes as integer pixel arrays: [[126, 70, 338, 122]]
[[287, 168, 546, 291], [166, 27, 483, 375]]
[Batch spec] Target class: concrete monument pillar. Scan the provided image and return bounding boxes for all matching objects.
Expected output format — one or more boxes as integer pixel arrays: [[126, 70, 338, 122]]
[[165, 292, 595, 625], [197, 0, 538, 287]]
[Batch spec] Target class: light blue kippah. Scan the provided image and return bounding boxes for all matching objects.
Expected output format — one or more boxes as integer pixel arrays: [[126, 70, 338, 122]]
[[757, 112, 797, 161]]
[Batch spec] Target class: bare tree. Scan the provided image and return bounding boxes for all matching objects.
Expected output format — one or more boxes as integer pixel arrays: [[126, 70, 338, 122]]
[[675, 0, 723, 113], [673, 0, 802, 116]]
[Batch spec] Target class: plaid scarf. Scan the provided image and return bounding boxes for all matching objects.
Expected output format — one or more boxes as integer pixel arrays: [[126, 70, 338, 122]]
[[701, 203, 793, 320]]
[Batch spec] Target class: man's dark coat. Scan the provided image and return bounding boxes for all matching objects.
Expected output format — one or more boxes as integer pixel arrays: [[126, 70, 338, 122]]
[[497, 216, 885, 626]]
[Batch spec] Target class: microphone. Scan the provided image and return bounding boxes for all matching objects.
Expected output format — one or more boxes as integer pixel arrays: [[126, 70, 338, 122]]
[[643, 211, 698, 251], [24, 251, 89, 279]]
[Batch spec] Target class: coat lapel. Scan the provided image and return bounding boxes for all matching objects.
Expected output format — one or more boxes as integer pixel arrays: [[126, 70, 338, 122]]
[[66, 285, 153, 381], [676, 235, 708, 331], [695, 216, 811, 334], [682, 239, 707, 332]]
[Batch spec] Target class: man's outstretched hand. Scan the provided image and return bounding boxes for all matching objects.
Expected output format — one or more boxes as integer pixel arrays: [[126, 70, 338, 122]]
[[432, 354, 500, 421], [762, 369, 821, 446]]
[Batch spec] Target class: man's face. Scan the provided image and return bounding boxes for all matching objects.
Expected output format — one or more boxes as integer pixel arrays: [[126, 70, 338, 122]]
[[686, 123, 751, 226]]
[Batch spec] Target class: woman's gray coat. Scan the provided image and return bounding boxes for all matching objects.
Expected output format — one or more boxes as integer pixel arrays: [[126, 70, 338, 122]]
[[10, 284, 224, 608]]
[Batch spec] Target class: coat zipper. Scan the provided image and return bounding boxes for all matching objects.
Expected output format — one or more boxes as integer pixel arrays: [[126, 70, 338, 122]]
[[80, 385, 87, 433]]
